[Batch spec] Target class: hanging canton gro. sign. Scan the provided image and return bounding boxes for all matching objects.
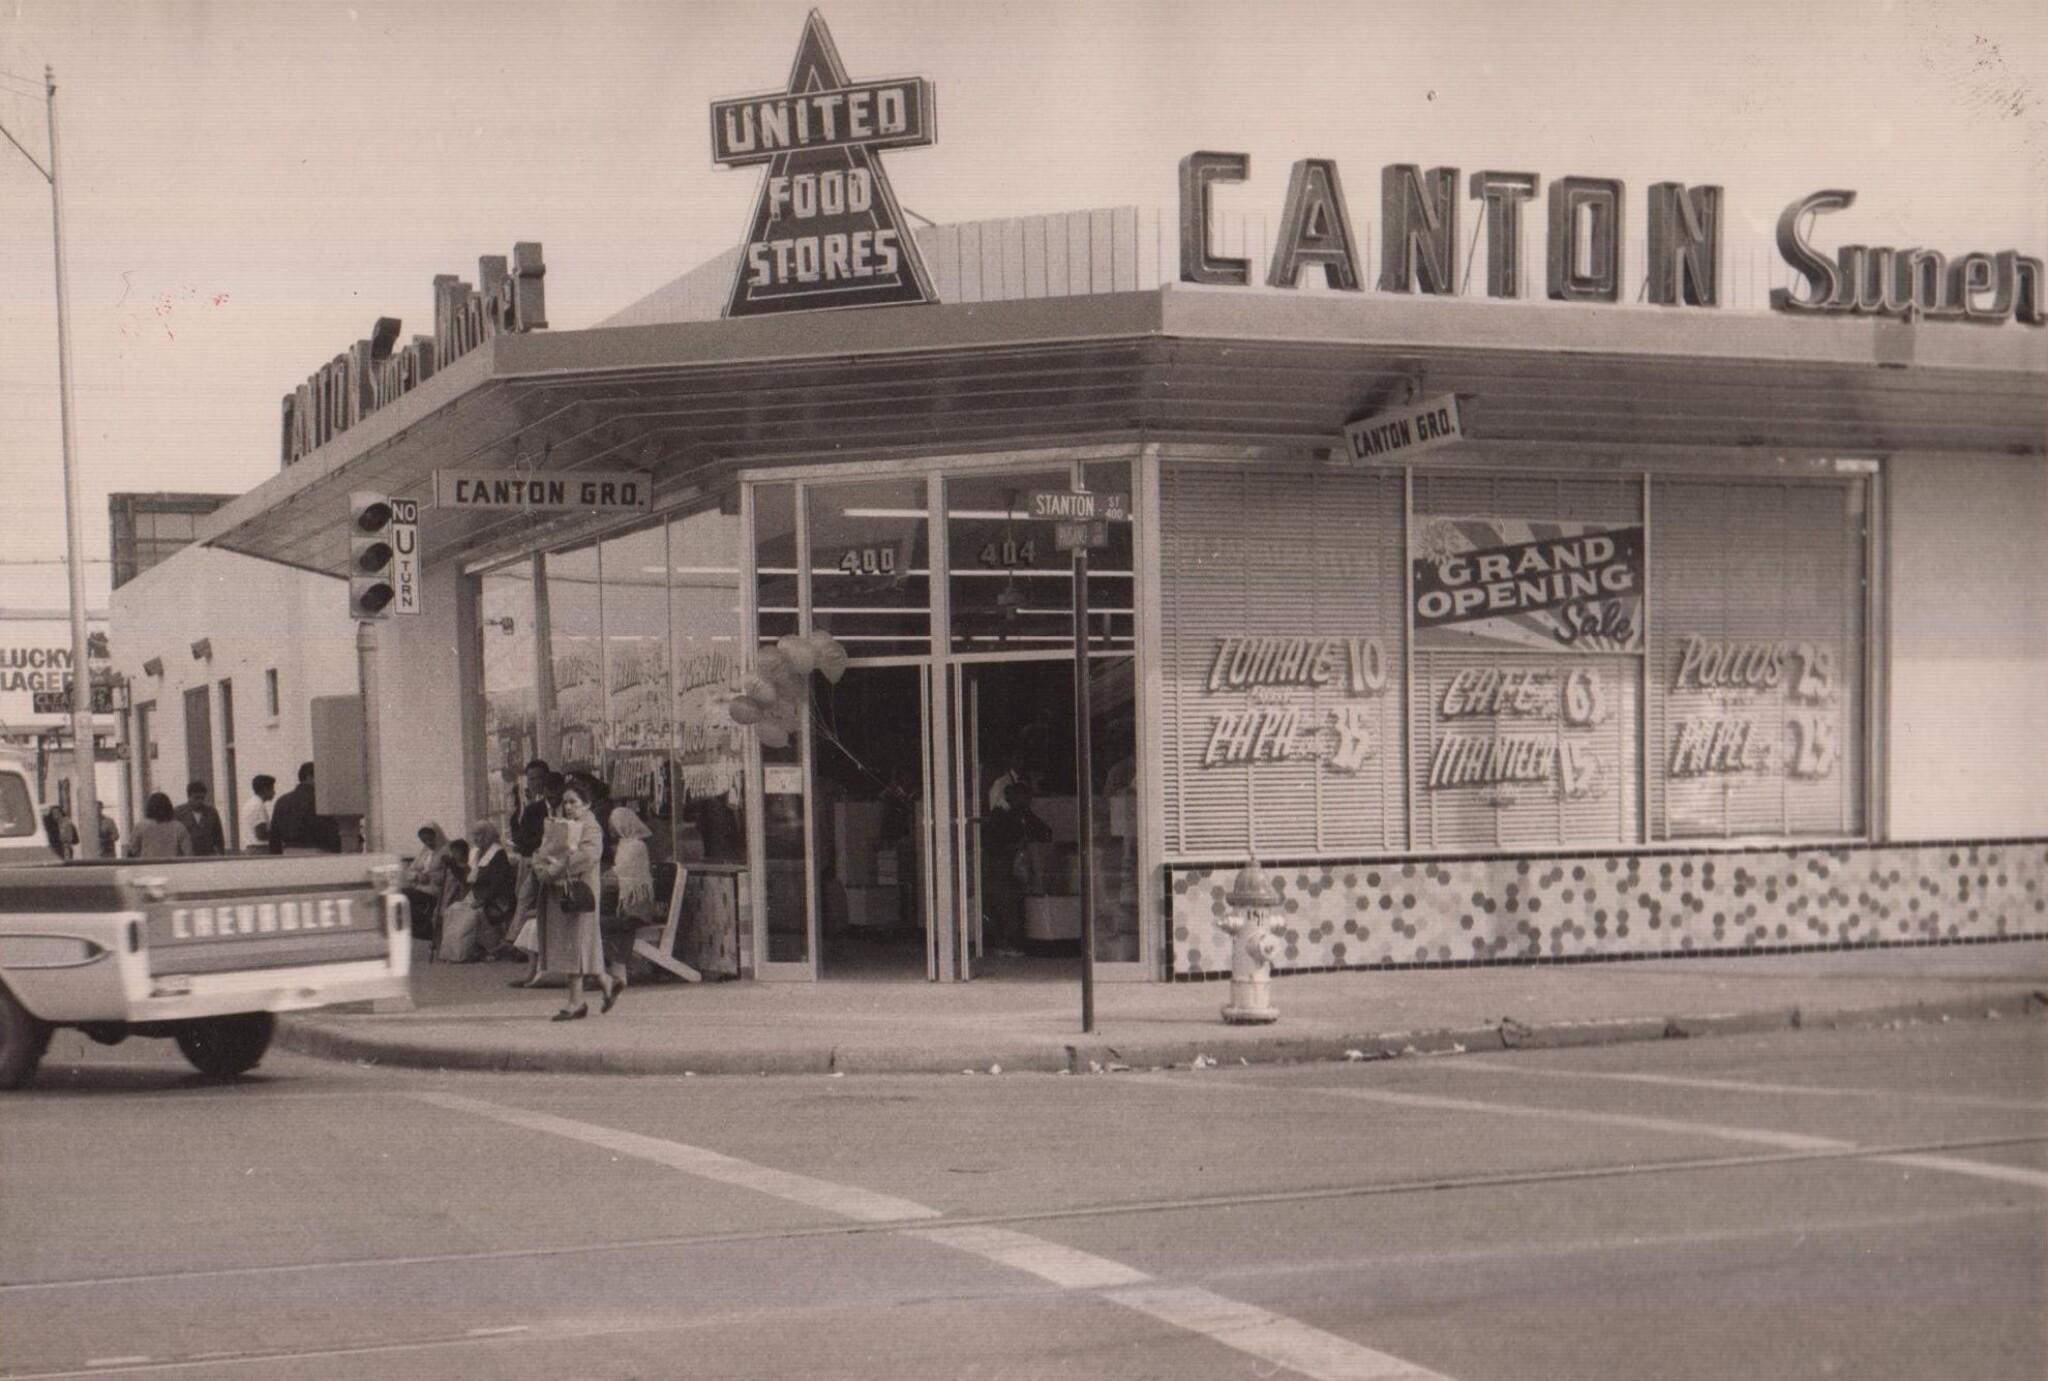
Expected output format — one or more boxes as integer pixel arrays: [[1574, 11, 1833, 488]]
[[710, 11, 938, 318]]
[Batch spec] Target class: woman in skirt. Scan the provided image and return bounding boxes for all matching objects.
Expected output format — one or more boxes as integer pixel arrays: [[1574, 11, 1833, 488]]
[[536, 780, 621, 1020]]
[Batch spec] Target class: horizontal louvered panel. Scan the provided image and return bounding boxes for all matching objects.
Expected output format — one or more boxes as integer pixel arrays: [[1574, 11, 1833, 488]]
[[1649, 478, 1863, 841], [1160, 461, 1406, 857], [1412, 651, 1639, 852]]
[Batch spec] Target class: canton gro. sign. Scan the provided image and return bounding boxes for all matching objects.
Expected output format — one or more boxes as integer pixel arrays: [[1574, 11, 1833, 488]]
[[711, 11, 937, 318]]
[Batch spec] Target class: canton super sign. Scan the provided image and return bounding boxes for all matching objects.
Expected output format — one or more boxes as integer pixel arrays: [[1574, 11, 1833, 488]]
[[711, 12, 937, 317]]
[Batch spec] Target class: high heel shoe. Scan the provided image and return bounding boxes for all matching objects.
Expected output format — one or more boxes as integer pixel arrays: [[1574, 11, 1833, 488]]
[[600, 980, 622, 1015], [551, 1004, 588, 1022]]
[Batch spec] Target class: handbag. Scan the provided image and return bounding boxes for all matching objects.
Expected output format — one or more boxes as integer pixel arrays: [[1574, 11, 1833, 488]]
[[557, 877, 597, 914]]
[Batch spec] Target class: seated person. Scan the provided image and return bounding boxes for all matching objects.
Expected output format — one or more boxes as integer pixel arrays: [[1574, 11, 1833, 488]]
[[467, 821, 518, 956], [402, 822, 452, 938]]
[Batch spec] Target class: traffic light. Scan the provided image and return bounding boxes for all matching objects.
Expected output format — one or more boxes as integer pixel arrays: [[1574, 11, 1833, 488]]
[[349, 492, 398, 619]]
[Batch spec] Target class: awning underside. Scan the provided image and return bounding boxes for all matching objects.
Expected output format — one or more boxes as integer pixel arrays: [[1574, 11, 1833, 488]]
[[203, 293, 2045, 577]]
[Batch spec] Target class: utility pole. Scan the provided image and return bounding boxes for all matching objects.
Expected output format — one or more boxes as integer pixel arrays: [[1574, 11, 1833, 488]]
[[2, 67, 101, 854]]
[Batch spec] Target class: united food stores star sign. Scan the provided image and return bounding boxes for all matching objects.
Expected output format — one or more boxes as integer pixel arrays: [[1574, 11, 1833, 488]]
[[711, 11, 938, 317]]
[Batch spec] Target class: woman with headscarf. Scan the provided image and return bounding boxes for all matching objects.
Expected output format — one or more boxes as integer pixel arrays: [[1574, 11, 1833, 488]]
[[466, 820, 518, 956], [402, 823, 451, 949], [606, 806, 658, 991]]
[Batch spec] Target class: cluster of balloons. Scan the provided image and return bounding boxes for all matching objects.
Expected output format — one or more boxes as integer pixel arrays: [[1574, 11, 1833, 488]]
[[726, 631, 850, 748]]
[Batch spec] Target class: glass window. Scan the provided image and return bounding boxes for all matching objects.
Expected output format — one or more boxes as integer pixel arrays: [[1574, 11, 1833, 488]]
[[946, 469, 1071, 652], [808, 479, 931, 658], [1649, 479, 1865, 840], [670, 507, 748, 866], [601, 525, 673, 856], [0, 768, 34, 838], [543, 544, 603, 769], [1082, 459, 1136, 652], [754, 484, 799, 644], [479, 562, 538, 828], [1408, 478, 1645, 851], [1157, 462, 1408, 857]]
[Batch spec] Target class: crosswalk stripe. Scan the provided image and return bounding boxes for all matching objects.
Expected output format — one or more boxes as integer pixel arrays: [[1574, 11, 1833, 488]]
[[413, 1091, 1462, 1381], [1126, 1074, 2048, 1192], [411, 1090, 940, 1223]]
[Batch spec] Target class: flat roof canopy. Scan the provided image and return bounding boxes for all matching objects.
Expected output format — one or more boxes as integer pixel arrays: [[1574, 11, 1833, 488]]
[[200, 286, 2046, 577]]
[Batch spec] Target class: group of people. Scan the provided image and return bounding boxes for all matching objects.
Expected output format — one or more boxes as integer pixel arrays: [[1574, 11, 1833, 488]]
[[39, 764, 335, 860], [405, 758, 660, 1024]]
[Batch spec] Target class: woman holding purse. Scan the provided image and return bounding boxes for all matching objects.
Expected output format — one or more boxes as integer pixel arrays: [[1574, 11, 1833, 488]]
[[531, 780, 620, 1021]]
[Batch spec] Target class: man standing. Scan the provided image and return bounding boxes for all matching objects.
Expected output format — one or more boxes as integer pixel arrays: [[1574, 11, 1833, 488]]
[[980, 779, 1049, 956], [241, 774, 276, 852], [268, 762, 321, 853], [503, 759, 555, 983], [173, 781, 228, 856], [91, 801, 119, 859]]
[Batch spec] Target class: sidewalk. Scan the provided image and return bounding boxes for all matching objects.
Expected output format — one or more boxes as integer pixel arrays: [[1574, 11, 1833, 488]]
[[275, 938, 2048, 1077]]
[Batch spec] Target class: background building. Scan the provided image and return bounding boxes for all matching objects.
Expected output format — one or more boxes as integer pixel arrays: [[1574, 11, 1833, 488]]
[[106, 546, 358, 850]]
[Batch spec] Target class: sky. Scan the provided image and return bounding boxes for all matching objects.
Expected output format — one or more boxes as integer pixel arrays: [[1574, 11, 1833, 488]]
[[2, 0, 2043, 610]]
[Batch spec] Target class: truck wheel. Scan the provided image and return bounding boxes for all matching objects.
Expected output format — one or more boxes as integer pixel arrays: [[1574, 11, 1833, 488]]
[[174, 1012, 276, 1078], [0, 984, 52, 1091]]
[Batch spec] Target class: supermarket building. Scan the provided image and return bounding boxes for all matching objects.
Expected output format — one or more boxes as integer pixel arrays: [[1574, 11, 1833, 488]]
[[129, 16, 2046, 983]]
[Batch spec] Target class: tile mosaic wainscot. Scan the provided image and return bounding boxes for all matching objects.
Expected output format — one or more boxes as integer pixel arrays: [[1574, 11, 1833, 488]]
[[1168, 840, 2048, 976]]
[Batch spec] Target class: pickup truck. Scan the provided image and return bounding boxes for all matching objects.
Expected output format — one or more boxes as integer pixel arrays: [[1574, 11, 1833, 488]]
[[0, 755, 411, 1089]]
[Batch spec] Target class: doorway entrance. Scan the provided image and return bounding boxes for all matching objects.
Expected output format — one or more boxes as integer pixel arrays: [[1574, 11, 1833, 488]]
[[747, 457, 1142, 981], [951, 656, 1139, 974], [807, 657, 1138, 979], [811, 665, 926, 975]]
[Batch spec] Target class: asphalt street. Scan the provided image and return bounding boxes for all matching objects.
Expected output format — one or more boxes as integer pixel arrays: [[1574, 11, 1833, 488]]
[[2, 1018, 2042, 1381]]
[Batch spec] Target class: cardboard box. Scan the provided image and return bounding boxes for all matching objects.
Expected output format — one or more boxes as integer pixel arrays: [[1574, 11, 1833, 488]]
[[844, 885, 900, 929], [1024, 894, 1081, 941], [832, 801, 884, 886]]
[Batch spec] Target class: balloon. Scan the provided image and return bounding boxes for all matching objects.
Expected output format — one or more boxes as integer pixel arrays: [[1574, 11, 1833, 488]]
[[727, 695, 763, 726], [741, 675, 778, 706], [756, 647, 793, 684], [766, 695, 803, 732], [756, 720, 791, 748], [776, 634, 816, 675], [812, 636, 848, 684]]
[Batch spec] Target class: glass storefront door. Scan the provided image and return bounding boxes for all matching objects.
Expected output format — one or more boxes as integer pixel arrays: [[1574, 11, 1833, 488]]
[[747, 457, 1144, 981], [952, 655, 1138, 973]]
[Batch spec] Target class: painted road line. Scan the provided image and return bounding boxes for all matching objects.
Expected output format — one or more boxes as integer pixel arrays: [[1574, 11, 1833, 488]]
[[417, 1092, 1461, 1381], [907, 1224, 1149, 1288], [1444, 1058, 2046, 1111], [1880, 1153, 2048, 1189], [1107, 1284, 1453, 1381], [411, 1090, 940, 1223], [912, 1230, 1454, 1380], [1134, 1074, 2048, 1191]]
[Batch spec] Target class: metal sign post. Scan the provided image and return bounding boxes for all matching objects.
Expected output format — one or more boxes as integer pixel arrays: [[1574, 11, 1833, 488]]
[[1034, 489, 1133, 1034], [1072, 534, 1096, 1033]]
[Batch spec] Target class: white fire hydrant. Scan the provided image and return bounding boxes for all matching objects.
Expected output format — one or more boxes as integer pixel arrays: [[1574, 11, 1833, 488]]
[[1218, 859, 1283, 1024]]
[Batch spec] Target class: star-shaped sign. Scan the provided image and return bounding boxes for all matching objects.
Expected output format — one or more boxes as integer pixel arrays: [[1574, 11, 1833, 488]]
[[710, 12, 938, 318]]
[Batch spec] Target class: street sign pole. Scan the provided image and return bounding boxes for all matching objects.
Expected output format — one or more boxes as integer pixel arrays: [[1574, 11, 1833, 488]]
[[1073, 538, 1096, 1034], [1033, 486, 1134, 1034]]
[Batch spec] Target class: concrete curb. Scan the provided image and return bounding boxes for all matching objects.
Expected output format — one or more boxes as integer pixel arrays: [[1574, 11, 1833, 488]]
[[276, 988, 2047, 1077]]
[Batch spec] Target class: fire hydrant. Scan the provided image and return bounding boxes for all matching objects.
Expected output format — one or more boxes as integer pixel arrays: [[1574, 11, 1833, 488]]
[[1217, 859, 1283, 1024]]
